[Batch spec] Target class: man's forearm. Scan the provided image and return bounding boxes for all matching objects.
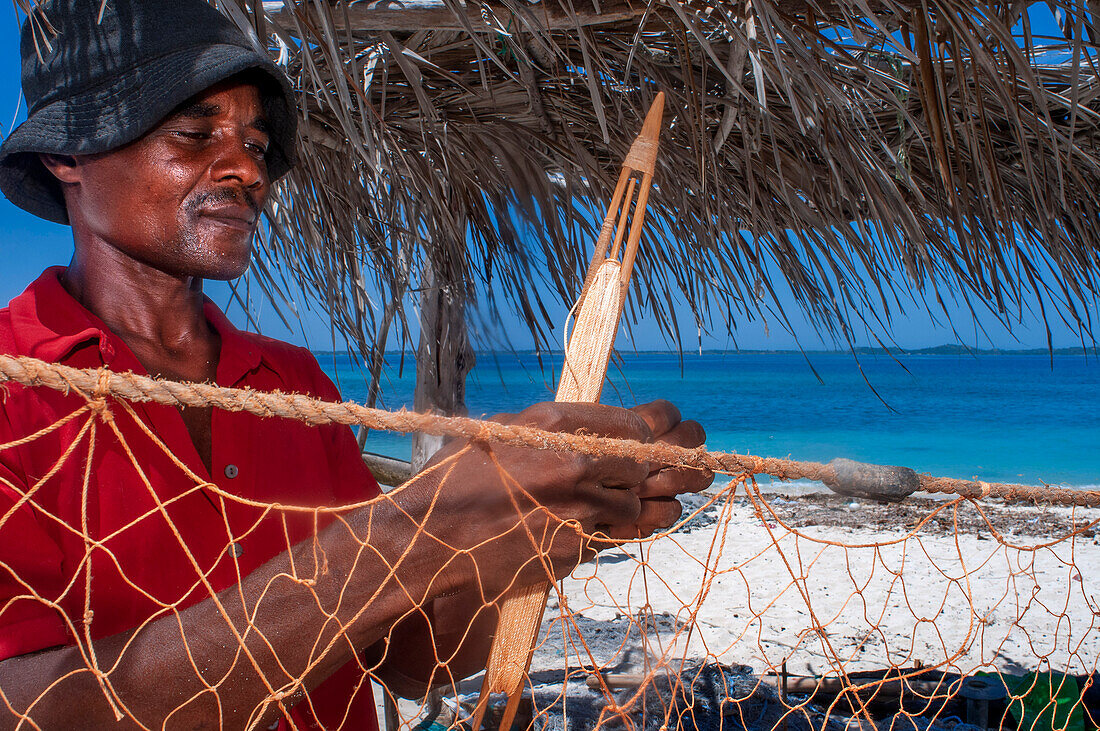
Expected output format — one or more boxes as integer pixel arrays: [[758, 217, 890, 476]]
[[370, 589, 501, 699], [0, 494, 455, 729]]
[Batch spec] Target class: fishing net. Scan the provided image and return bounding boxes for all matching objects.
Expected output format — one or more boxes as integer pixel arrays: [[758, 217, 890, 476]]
[[0, 355, 1097, 731]]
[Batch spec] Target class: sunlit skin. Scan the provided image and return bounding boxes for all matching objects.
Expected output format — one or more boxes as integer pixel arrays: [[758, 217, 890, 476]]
[[1, 76, 714, 728], [48, 79, 269, 282], [40, 78, 272, 468]]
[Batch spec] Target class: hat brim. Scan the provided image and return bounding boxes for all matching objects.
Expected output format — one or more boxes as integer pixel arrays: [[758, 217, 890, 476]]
[[0, 43, 297, 224]]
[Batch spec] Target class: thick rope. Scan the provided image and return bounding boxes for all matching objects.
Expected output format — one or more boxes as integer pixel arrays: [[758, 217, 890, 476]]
[[1, 353, 1097, 508]]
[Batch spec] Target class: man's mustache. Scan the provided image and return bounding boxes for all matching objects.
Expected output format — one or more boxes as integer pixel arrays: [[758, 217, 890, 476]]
[[186, 188, 262, 218]]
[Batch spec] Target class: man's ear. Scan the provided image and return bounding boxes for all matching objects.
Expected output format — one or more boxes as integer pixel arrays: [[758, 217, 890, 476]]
[[38, 153, 82, 185]]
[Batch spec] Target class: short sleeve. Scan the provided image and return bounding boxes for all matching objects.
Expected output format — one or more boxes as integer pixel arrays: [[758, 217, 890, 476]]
[[325, 419, 383, 506], [0, 406, 69, 661]]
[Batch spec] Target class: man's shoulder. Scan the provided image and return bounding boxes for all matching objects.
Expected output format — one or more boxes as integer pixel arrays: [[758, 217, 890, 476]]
[[0, 273, 38, 354], [241, 328, 315, 365], [0, 303, 19, 354], [235, 329, 337, 396], [0, 267, 85, 359]]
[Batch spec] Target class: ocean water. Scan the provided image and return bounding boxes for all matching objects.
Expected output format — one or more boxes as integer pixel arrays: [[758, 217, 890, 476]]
[[317, 350, 1100, 489]]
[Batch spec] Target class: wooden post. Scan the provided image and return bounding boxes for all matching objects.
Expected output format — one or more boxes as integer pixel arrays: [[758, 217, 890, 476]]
[[412, 254, 476, 471], [401, 245, 473, 731]]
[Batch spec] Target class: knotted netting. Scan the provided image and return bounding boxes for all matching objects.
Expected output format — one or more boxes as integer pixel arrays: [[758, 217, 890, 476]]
[[0, 354, 1097, 731]]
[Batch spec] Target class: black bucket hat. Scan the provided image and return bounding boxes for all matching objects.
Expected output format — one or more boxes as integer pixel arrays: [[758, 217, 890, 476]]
[[0, 0, 299, 225]]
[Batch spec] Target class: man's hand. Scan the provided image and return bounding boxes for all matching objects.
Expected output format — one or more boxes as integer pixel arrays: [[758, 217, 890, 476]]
[[616, 399, 713, 539], [370, 399, 711, 697], [400, 400, 712, 600]]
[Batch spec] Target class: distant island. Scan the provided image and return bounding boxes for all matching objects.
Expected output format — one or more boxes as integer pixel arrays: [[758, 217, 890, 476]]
[[315, 344, 1099, 357], [845, 344, 1097, 356]]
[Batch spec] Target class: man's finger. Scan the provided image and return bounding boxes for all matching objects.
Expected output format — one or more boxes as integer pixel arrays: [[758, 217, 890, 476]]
[[574, 480, 642, 527], [653, 419, 706, 450], [516, 402, 652, 441], [632, 418, 712, 497], [601, 497, 683, 540], [637, 465, 714, 498], [600, 523, 642, 541], [636, 497, 684, 535], [588, 455, 650, 488], [630, 400, 681, 439]]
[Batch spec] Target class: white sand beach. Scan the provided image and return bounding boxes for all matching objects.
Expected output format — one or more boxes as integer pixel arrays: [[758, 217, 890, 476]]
[[379, 488, 1100, 728], [536, 488, 1100, 680]]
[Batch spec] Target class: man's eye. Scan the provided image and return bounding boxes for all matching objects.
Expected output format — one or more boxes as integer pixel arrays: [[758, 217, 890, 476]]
[[175, 130, 209, 141]]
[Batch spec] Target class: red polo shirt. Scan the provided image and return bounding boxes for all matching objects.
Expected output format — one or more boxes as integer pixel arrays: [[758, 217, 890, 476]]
[[0, 268, 381, 729]]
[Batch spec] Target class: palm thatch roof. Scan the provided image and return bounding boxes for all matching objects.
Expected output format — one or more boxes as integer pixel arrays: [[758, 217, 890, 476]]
[[244, 0, 1100, 359], [39, 0, 1100, 356]]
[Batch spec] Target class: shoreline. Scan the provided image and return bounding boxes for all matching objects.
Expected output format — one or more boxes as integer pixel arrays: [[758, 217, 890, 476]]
[[725, 475, 1100, 495], [754, 490, 1100, 536]]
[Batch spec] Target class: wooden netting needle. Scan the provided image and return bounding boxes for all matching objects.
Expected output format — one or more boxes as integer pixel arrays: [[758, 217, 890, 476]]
[[469, 92, 666, 731]]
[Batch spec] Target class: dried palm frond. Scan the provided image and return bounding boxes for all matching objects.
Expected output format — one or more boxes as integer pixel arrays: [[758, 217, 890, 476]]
[[126, 1, 1100, 360]]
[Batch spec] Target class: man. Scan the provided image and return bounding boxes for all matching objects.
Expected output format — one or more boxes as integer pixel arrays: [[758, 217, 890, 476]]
[[0, 1, 711, 728]]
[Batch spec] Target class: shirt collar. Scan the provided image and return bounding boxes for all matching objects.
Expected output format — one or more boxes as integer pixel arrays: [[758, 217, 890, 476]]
[[204, 298, 264, 386], [9, 266, 266, 384], [9, 266, 116, 366]]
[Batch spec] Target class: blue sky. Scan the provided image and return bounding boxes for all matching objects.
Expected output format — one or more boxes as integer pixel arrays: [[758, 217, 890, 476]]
[[0, 4, 1091, 353]]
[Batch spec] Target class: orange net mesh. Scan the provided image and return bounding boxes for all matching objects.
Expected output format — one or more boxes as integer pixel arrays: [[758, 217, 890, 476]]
[[0, 359, 1097, 731]]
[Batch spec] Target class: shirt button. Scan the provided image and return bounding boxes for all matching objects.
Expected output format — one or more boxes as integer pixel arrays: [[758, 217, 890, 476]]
[[224, 464, 239, 479], [228, 542, 244, 558]]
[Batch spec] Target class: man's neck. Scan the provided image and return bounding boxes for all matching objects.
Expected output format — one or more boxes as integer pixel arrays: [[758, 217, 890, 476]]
[[63, 241, 220, 384], [64, 237, 223, 471]]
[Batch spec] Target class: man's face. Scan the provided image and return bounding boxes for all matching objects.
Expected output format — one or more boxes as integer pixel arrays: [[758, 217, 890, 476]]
[[61, 79, 272, 281]]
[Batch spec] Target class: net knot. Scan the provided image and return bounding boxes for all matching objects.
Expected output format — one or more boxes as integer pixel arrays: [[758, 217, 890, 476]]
[[83, 609, 94, 625], [978, 481, 992, 497], [271, 687, 302, 702], [89, 369, 114, 424]]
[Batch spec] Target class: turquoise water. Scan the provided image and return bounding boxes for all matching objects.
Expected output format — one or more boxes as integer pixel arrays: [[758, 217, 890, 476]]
[[318, 351, 1100, 489]]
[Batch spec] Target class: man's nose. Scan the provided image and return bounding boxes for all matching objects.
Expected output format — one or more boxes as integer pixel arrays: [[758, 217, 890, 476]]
[[209, 134, 268, 190]]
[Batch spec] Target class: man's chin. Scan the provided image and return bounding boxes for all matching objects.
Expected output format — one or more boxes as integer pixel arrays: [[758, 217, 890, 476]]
[[184, 235, 255, 281], [170, 253, 253, 282], [202, 255, 253, 282], [185, 219, 258, 276]]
